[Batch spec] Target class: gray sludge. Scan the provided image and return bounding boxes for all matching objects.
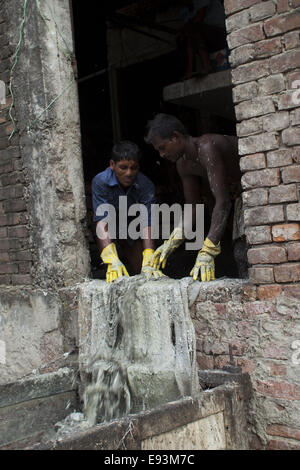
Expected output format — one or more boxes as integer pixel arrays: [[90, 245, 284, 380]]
[[82, 275, 201, 426]]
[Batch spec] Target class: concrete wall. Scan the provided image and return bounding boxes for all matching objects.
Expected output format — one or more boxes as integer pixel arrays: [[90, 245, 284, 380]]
[[0, 0, 90, 289]]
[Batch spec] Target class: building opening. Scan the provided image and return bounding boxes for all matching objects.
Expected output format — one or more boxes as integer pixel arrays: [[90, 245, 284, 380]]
[[71, 0, 247, 281]]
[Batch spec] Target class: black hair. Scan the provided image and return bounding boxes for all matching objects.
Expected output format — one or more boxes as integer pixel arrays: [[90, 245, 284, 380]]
[[144, 113, 188, 144], [111, 140, 141, 163]]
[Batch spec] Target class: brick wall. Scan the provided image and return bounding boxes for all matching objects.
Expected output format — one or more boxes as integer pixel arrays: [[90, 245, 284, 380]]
[[0, 4, 32, 286], [191, 279, 300, 450], [225, 0, 300, 292]]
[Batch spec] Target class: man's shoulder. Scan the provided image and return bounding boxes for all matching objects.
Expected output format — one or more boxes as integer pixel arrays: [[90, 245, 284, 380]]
[[92, 167, 111, 186]]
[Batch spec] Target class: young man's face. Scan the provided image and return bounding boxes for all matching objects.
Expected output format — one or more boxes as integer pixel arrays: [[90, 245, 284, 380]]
[[151, 133, 185, 163], [110, 159, 139, 188]]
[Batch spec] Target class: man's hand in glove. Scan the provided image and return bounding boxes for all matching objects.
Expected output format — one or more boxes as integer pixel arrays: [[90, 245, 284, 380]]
[[150, 227, 185, 271], [100, 242, 129, 283], [190, 237, 221, 282], [141, 248, 165, 280]]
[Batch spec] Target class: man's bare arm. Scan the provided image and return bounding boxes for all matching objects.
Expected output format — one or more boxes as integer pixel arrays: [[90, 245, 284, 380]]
[[200, 143, 231, 244]]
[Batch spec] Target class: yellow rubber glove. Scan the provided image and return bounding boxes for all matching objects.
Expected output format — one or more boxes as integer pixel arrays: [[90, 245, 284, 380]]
[[150, 227, 185, 270], [100, 243, 129, 283], [190, 237, 221, 282], [141, 248, 165, 279]]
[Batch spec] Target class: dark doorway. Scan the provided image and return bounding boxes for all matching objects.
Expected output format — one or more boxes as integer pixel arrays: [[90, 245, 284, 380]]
[[71, 0, 245, 280]]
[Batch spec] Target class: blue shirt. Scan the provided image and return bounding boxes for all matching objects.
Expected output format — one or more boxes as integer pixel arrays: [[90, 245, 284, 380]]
[[92, 167, 155, 236]]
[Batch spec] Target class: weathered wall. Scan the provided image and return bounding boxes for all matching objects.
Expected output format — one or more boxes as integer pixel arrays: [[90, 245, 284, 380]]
[[0, 0, 90, 383]]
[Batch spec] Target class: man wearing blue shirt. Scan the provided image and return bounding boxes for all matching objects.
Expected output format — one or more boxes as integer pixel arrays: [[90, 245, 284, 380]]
[[92, 141, 163, 282]]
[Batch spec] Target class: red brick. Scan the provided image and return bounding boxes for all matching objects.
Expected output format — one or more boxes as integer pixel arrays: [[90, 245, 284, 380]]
[[263, 343, 288, 360], [0, 252, 9, 262], [233, 81, 258, 103], [270, 49, 300, 74], [248, 246, 287, 264], [267, 149, 293, 167], [244, 301, 276, 316], [249, 1, 276, 21], [278, 90, 300, 110], [235, 97, 275, 120], [254, 37, 282, 58], [287, 243, 300, 261], [237, 116, 263, 136], [267, 361, 287, 377], [9, 250, 32, 261], [277, 0, 290, 13], [224, 0, 261, 15], [282, 128, 300, 146], [245, 226, 272, 244], [284, 284, 300, 299], [232, 59, 269, 84], [292, 147, 300, 163], [0, 263, 18, 274], [244, 205, 284, 226], [196, 355, 214, 369], [0, 274, 11, 285], [267, 424, 300, 441], [274, 263, 300, 282], [18, 261, 32, 273], [242, 188, 268, 207], [272, 223, 300, 242], [0, 227, 7, 237], [284, 31, 300, 50], [0, 162, 13, 174], [269, 184, 298, 204], [255, 379, 300, 399], [241, 168, 280, 189], [241, 284, 257, 301], [239, 134, 279, 156], [226, 10, 250, 33], [258, 74, 286, 96], [287, 70, 300, 89], [291, 0, 300, 7], [239, 153, 265, 171], [257, 284, 283, 300], [266, 439, 291, 450], [227, 23, 265, 50], [264, 11, 300, 37], [287, 203, 300, 221], [11, 274, 32, 285], [7, 225, 28, 238], [249, 266, 275, 283], [236, 358, 256, 374], [3, 198, 27, 213]]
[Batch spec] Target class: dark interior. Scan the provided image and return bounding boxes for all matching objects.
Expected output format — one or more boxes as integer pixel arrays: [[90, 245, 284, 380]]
[[71, 0, 245, 280]]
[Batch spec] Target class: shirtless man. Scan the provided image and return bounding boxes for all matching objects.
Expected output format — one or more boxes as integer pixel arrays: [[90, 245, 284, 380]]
[[145, 113, 246, 282]]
